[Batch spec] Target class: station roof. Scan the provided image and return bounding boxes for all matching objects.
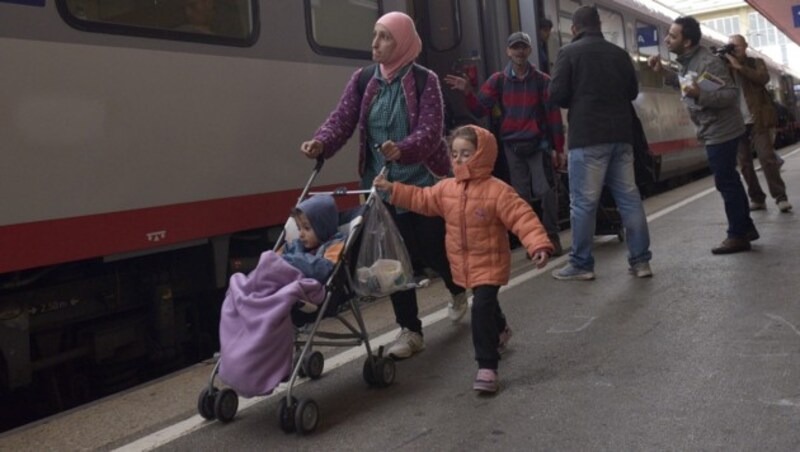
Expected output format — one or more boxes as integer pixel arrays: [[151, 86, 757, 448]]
[[745, 0, 800, 48], [653, 0, 746, 16], [653, 0, 800, 48]]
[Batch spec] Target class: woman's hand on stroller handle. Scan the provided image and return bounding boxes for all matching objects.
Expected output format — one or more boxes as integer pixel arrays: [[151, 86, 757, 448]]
[[376, 140, 401, 161], [301, 139, 324, 159]]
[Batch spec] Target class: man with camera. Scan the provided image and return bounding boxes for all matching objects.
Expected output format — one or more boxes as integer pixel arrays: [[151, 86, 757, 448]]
[[649, 16, 758, 254], [726, 34, 792, 213]]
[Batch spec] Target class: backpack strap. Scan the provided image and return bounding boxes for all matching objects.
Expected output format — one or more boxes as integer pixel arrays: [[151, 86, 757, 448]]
[[410, 63, 428, 100], [534, 70, 547, 133], [357, 64, 377, 98], [356, 63, 428, 101], [493, 72, 505, 116]]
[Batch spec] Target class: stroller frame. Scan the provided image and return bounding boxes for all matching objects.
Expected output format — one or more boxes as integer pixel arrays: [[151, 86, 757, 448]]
[[197, 158, 396, 435]]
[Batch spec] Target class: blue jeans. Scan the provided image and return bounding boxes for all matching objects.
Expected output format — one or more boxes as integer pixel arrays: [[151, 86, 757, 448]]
[[568, 143, 652, 271], [706, 137, 755, 238]]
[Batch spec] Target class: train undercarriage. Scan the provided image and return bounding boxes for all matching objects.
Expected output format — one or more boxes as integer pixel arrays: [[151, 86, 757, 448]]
[[0, 230, 276, 432]]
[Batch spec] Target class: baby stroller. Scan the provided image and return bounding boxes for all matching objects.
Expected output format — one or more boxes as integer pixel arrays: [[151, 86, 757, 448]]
[[197, 158, 408, 435]]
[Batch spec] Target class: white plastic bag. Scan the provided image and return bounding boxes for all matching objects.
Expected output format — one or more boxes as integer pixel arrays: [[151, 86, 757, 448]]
[[353, 197, 413, 297]]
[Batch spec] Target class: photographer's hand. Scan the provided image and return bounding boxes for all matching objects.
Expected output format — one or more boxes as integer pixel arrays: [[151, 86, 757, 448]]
[[725, 54, 742, 70]]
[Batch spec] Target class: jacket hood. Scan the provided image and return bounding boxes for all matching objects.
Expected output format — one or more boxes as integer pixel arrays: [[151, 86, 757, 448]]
[[676, 45, 703, 66], [454, 125, 497, 182], [296, 195, 338, 244]]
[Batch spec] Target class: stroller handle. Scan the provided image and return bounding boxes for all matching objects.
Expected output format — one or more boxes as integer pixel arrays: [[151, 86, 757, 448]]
[[271, 156, 326, 252]]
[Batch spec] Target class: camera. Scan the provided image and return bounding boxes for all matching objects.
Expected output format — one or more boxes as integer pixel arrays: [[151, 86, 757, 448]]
[[711, 43, 735, 59]]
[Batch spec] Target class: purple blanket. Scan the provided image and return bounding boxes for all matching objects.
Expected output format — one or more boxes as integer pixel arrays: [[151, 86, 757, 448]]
[[218, 251, 325, 397]]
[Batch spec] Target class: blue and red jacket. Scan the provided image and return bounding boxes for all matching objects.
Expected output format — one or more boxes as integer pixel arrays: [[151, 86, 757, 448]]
[[466, 62, 565, 153]]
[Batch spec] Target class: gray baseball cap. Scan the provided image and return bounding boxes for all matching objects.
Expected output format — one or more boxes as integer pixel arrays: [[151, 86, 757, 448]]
[[507, 31, 532, 47]]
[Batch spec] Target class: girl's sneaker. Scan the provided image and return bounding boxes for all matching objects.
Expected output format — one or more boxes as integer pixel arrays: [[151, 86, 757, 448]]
[[473, 369, 498, 393], [498, 326, 513, 355]]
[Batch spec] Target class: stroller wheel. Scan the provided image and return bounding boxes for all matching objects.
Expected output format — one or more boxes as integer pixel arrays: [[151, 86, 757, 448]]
[[197, 387, 218, 420], [374, 357, 396, 387], [362, 356, 377, 386], [294, 399, 319, 435], [303, 351, 325, 380], [214, 388, 239, 423], [278, 396, 298, 433]]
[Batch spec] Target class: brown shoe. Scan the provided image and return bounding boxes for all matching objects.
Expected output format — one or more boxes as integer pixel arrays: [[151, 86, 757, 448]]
[[711, 237, 751, 255]]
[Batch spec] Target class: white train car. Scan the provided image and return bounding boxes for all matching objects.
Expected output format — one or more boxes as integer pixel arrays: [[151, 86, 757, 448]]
[[0, 0, 525, 428]]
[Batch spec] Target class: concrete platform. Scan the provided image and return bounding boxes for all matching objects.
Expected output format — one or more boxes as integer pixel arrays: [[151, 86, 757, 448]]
[[2, 148, 798, 451]]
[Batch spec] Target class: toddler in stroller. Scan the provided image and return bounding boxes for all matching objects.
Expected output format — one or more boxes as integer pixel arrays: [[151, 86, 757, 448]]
[[215, 195, 345, 400], [198, 161, 401, 434]]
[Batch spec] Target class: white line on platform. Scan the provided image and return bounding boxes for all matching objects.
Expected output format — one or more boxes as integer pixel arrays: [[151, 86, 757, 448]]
[[115, 147, 800, 451]]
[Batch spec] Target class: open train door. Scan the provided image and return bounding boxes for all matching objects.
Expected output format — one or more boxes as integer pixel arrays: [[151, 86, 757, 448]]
[[410, 0, 544, 175], [410, 0, 544, 131]]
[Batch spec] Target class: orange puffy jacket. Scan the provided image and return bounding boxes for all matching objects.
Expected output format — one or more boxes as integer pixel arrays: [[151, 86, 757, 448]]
[[391, 126, 553, 288]]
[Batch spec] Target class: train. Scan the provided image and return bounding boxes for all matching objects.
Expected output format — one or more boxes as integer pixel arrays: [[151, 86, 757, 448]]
[[1, 0, 797, 429]]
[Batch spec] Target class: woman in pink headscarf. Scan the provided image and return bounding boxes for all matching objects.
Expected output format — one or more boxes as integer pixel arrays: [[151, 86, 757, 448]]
[[300, 11, 467, 359]]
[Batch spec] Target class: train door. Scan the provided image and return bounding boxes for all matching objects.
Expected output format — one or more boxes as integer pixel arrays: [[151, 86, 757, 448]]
[[411, 0, 507, 130]]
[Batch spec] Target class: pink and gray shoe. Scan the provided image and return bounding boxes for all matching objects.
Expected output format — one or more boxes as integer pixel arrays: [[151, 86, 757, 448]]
[[473, 368, 498, 393]]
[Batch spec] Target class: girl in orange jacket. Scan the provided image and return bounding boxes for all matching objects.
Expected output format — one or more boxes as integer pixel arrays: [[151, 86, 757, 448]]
[[374, 124, 553, 393]]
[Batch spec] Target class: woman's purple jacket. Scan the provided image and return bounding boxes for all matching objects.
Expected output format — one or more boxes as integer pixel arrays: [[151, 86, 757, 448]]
[[313, 65, 452, 178], [218, 251, 325, 397]]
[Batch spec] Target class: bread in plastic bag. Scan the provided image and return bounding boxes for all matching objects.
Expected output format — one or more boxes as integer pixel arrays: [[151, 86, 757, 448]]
[[353, 197, 414, 297]]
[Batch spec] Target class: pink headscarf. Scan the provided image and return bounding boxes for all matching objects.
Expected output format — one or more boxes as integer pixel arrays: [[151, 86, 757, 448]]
[[375, 12, 422, 82]]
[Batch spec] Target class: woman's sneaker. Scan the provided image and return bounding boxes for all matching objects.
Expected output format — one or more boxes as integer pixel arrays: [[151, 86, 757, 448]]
[[448, 292, 469, 322], [387, 328, 425, 359], [498, 326, 513, 355], [473, 369, 498, 393]]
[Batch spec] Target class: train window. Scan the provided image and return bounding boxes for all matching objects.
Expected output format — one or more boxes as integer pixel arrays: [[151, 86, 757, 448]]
[[635, 21, 662, 89], [305, 0, 382, 59], [425, 0, 461, 51], [556, 12, 573, 48], [597, 7, 624, 49], [58, 0, 257, 46], [635, 21, 659, 57], [557, 0, 581, 16]]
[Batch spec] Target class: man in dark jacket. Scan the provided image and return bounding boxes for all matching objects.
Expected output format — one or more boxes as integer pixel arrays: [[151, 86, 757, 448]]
[[727, 34, 792, 213], [649, 17, 758, 254], [548, 6, 652, 280]]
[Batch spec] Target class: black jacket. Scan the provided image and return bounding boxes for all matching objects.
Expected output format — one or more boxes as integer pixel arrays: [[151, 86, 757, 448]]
[[549, 31, 638, 149]]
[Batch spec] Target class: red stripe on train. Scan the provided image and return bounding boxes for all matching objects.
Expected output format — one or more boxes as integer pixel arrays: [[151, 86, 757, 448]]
[[648, 138, 703, 155], [0, 183, 359, 274]]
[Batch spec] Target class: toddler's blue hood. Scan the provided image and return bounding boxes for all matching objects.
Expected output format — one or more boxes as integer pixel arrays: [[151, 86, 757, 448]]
[[296, 195, 338, 244]]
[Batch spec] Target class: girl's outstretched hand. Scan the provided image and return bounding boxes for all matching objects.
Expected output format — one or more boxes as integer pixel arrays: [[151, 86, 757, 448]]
[[373, 174, 393, 194], [530, 250, 550, 269]]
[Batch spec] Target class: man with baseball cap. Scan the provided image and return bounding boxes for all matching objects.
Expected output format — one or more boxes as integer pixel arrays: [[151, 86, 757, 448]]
[[507, 31, 531, 47], [445, 31, 566, 256]]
